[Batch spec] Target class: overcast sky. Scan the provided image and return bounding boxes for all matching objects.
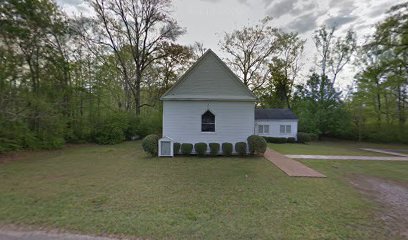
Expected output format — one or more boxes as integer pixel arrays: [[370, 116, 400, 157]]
[[56, 0, 403, 88]]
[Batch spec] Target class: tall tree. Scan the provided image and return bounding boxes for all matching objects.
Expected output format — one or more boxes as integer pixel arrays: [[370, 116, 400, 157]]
[[313, 26, 357, 85], [0, 0, 71, 148], [263, 32, 305, 108], [219, 17, 279, 91], [354, 2, 408, 130], [86, 0, 184, 115], [292, 73, 349, 136]]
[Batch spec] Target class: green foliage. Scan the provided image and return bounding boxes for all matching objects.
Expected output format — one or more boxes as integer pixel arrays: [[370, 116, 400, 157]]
[[209, 143, 220, 156], [181, 143, 193, 155], [173, 143, 181, 155], [309, 133, 319, 141], [258, 32, 305, 109], [0, 138, 20, 154], [287, 137, 296, 143], [142, 134, 159, 156], [222, 143, 233, 156], [0, 119, 34, 153], [293, 74, 351, 138], [93, 113, 129, 145], [247, 135, 267, 155], [360, 124, 408, 144], [297, 132, 312, 144], [235, 142, 247, 156], [194, 143, 207, 156], [130, 111, 162, 138], [264, 137, 287, 144]]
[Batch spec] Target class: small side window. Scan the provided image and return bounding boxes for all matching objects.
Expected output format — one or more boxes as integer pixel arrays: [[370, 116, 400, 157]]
[[286, 125, 291, 134], [258, 125, 263, 134], [280, 125, 285, 134], [264, 125, 269, 133]]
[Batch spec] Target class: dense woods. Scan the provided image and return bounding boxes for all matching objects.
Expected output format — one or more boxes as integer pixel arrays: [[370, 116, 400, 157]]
[[0, 0, 407, 153]]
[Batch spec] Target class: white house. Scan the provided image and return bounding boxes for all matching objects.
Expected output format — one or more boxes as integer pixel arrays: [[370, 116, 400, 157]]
[[255, 109, 298, 139], [158, 49, 298, 156]]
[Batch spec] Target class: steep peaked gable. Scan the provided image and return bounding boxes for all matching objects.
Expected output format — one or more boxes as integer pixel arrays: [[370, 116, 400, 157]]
[[161, 49, 257, 101]]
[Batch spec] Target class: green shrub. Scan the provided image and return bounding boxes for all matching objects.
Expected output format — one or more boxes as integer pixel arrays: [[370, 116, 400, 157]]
[[142, 134, 159, 156], [209, 143, 220, 156], [173, 142, 181, 155], [297, 132, 312, 143], [181, 143, 193, 155], [222, 142, 233, 156], [0, 138, 21, 153], [131, 111, 162, 138], [247, 135, 267, 155], [287, 137, 296, 143], [309, 133, 319, 141], [194, 142, 207, 156], [94, 113, 129, 145], [264, 137, 287, 144], [235, 142, 247, 156]]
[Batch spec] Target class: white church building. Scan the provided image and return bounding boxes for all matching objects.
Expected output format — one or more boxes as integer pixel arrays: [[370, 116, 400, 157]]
[[158, 49, 298, 156]]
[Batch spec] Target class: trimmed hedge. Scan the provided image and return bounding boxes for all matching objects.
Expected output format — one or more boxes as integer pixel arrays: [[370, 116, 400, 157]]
[[209, 143, 220, 156], [264, 137, 287, 144], [235, 142, 247, 156], [194, 142, 207, 156], [287, 137, 296, 143], [181, 143, 193, 155], [142, 134, 159, 156], [222, 142, 233, 156], [173, 142, 181, 155], [247, 135, 267, 155], [297, 132, 312, 143]]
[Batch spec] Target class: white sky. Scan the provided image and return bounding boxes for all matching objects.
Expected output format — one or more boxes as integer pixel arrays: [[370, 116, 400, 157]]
[[56, 0, 403, 89]]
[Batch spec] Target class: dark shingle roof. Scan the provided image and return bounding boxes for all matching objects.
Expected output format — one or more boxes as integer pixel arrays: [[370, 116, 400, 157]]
[[255, 108, 298, 120]]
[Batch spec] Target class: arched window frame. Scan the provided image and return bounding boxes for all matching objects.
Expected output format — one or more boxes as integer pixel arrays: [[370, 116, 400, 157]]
[[201, 110, 215, 132]]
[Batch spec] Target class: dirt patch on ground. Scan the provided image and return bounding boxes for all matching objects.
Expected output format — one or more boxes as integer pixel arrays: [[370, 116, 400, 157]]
[[349, 175, 408, 239]]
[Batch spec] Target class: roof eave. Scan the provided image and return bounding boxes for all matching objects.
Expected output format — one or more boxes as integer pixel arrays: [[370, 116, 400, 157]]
[[161, 97, 257, 102], [255, 118, 299, 120]]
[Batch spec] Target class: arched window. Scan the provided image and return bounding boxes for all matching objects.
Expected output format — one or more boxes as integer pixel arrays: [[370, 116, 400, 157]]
[[201, 110, 215, 132]]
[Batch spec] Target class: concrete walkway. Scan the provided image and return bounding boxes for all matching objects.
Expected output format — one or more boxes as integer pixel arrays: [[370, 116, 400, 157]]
[[360, 148, 408, 157], [264, 149, 326, 178], [287, 155, 408, 161]]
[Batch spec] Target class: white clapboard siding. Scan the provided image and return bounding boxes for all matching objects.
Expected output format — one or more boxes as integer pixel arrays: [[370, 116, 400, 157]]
[[255, 120, 298, 139], [163, 101, 255, 146], [161, 50, 256, 101]]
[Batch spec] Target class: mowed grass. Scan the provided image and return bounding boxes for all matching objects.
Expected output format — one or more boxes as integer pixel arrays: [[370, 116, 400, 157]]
[[0, 142, 407, 239], [269, 140, 408, 156]]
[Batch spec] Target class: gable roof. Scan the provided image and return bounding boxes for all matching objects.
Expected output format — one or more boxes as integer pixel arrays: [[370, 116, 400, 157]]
[[161, 49, 257, 101], [255, 109, 298, 120]]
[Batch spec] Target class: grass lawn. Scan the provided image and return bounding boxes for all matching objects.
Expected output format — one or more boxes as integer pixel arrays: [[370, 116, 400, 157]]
[[0, 141, 407, 239], [269, 140, 408, 156]]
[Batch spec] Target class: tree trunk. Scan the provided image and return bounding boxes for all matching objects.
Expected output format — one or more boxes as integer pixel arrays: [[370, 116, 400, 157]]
[[135, 71, 142, 115]]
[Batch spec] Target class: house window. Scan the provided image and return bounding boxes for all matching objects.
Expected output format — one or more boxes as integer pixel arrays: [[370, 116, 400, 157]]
[[202, 110, 215, 132], [264, 125, 269, 133], [280, 125, 291, 134], [258, 125, 269, 134]]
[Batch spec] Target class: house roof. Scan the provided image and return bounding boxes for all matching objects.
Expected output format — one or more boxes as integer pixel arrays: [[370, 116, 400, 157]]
[[255, 108, 298, 120], [161, 49, 257, 101]]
